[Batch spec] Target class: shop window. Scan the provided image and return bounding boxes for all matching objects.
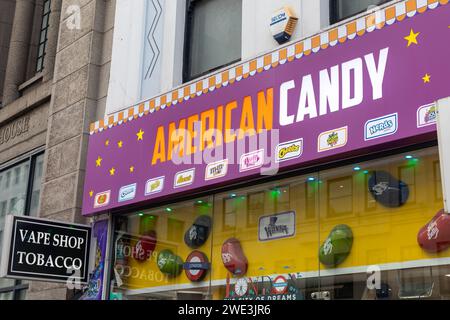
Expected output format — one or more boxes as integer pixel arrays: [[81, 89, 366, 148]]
[[223, 197, 237, 231], [0, 151, 44, 300], [14, 167, 20, 185], [29, 154, 44, 216], [247, 191, 264, 228], [398, 165, 416, 204], [305, 181, 318, 219], [110, 197, 213, 300], [329, 0, 391, 24], [327, 176, 353, 217], [398, 267, 434, 299], [434, 161, 443, 201], [5, 171, 10, 188], [107, 146, 449, 301], [365, 173, 377, 211], [269, 186, 290, 213], [183, 0, 242, 82], [0, 201, 6, 217], [36, 0, 51, 72], [167, 218, 185, 242]]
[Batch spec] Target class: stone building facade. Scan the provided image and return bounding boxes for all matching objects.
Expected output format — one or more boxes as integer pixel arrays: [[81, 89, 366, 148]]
[[0, 0, 115, 300]]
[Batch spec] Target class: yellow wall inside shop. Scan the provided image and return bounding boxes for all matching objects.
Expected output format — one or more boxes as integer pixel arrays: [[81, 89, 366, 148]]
[[121, 147, 449, 293]]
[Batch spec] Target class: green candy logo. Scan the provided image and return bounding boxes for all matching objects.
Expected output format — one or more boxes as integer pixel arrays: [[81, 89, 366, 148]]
[[327, 132, 339, 147]]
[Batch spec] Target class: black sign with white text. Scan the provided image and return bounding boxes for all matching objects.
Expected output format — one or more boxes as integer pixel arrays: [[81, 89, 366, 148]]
[[0, 215, 91, 283]]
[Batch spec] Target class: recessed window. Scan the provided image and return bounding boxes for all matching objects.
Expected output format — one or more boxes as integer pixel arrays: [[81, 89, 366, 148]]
[[327, 176, 353, 217], [184, 0, 242, 82], [36, 0, 51, 73], [434, 161, 442, 201], [223, 197, 237, 230], [330, 0, 391, 24], [0, 152, 44, 300], [399, 165, 416, 204], [247, 191, 264, 227]]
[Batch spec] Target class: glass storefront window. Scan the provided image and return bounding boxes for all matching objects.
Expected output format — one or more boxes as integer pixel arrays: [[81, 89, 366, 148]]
[[210, 176, 319, 300], [110, 197, 214, 300], [0, 152, 44, 300], [330, 0, 391, 24], [109, 146, 450, 300], [0, 161, 29, 292], [29, 154, 44, 216], [317, 147, 449, 300]]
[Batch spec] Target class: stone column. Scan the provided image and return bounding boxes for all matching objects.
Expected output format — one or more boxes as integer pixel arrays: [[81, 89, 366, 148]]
[[2, 0, 36, 105]]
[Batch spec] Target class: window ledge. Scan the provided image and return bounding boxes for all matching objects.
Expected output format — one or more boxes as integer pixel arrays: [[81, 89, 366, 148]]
[[18, 72, 44, 92]]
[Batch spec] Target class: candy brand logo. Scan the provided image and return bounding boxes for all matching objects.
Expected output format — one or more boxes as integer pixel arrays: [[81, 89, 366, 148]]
[[157, 256, 167, 269], [318, 127, 348, 152], [189, 227, 198, 241], [371, 181, 400, 196], [265, 218, 289, 237], [276, 139, 303, 163], [174, 169, 195, 188], [118, 184, 136, 202], [178, 175, 192, 183], [222, 253, 232, 264], [323, 238, 333, 255], [327, 132, 339, 147], [365, 113, 398, 141], [94, 191, 110, 208], [427, 221, 439, 240], [240, 150, 264, 172], [205, 159, 228, 181], [371, 182, 389, 195], [279, 145, 299, 157], [425, 107, 437, 123], [417, 103, 437, 128], [145, 177, 164, 196], [369, 120, 393, 134], [259, 211, 296, 241]]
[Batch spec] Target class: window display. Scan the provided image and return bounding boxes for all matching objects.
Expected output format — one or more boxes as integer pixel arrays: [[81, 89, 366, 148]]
[[110, 198, 214, 300], [109, 146, 450, 300]]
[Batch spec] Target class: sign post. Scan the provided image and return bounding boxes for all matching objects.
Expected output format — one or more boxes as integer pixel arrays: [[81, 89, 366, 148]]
[[0, 215, 91, 284]]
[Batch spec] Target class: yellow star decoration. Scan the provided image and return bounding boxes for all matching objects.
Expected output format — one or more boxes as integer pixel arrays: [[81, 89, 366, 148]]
[[137, 129, 145, 141], [118, 141, 123, 148], [404, 29, 420, 47], [89, 190, 94, 198], [422, 73, 431, 83], [105, 140, 110, 147], [109, 168, 116, 176], [95, 156, 103, 167], [129, 166, 135, 173]]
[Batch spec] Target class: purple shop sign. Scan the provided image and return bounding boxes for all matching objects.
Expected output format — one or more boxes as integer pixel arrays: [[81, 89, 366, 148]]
[[82, 4, 450, 216], [79, 220, 108, 300]]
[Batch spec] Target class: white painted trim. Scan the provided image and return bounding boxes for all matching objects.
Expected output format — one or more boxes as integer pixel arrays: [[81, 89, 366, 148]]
[[437, 97, 450, 213]]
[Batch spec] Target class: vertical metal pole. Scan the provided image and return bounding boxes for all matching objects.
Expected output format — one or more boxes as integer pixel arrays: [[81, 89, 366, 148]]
[[101, 213, 114, 300]]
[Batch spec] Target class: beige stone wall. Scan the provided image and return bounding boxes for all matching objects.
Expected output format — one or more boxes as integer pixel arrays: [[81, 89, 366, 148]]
[[0, 0, 15, 105], [0, 0, 115, 300], [26, 0, 116, 300]]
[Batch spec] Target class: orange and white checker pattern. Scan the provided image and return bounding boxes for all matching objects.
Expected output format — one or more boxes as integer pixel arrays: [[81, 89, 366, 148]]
[[90, 0, 448, 135]]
